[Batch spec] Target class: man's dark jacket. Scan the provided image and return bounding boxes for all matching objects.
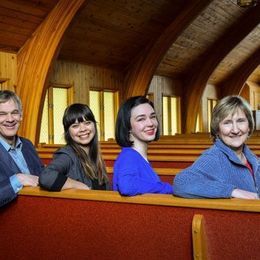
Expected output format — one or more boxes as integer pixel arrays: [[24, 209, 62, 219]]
[[0, 137, 43, 207]]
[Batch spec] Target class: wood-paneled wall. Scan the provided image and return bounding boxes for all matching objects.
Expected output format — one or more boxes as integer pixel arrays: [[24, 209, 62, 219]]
[[201, 84, 218, 131], [0, 51, 17, 91], [248, 81, 260, 110], [0, 50, 258, 140], [148, 75, 219, 132], [49, 60, 124, 104], [148, 75, 182, 127]]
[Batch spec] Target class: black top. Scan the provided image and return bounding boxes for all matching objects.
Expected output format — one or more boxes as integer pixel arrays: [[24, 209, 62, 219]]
[[39, 145, 109, 191]]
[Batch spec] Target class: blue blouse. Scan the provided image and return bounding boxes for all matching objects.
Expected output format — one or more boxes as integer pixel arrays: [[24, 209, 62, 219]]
[[113, 147, 173, 196]]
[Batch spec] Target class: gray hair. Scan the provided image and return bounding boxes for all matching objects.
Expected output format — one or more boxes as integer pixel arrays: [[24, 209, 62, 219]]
[[0, 90, 22, 113], [210, 95, 254, 141]]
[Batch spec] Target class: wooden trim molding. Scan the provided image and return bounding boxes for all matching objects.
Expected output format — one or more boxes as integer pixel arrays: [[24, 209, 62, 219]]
[[20, 187, 260, 213], [192, 214, 208, 260], [16, 0, 85, 144]]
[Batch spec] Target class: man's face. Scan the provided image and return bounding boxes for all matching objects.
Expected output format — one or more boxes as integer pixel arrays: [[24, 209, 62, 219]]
[[0, 99, 22, 145]]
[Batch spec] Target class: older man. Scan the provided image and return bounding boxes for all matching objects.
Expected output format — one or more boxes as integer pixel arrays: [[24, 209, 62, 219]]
[[0, 90, 43, 207]]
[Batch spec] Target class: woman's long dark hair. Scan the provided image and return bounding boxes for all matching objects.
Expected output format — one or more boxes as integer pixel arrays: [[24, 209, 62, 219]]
[[63, 103, 108, 185]]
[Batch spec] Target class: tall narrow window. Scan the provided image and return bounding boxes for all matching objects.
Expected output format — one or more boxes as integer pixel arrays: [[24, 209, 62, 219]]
[[195, 103, 203, 133], [195, 113, 201, 133], [162, 95, 181, 135], [39, 84, 73, 144], [89, 91, 101, 139], [207, 99, 217, 131], [89, 90, 118, 141]]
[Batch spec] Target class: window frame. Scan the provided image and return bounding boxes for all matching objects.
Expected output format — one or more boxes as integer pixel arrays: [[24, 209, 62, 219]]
[[89, 89, 119, 141], [40, 83, 73, 144], [162, 95, 181, 135]]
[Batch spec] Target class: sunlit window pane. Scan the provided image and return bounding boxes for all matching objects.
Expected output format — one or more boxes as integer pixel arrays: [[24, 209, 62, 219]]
[[163, 96, 169, 135], [90, 90, 117, 141], [53, 88, 67, 144], [104, 92, 114, 140], [163, 96, 180, 135], [195, 114, 200, 133], [207, 99, 217, 131], [39, 93, 49, 144], [171, 97, 177, 135], [89, 91, 101, 139]]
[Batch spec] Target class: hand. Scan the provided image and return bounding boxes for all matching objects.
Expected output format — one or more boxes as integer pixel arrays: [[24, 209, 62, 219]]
[[231, 189, 258, 200], [16, 174, 39, 187], [62, 177, 90, 190]]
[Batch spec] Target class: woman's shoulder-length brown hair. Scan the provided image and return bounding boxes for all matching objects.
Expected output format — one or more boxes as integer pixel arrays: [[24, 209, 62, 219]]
[[210, 95, 255, 141]]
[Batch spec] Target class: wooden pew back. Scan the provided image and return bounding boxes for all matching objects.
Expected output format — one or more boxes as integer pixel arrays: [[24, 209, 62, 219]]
[[1, 189, 260, 260], [0, 192, 194, 260], [192, 213, 260, 260]]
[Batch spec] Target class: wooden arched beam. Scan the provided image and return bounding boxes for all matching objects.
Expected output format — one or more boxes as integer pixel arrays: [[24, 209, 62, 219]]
[[123, 0, 212, 100], [16, 0, 85, 144], [183, 4, 260, 133], [218, 47, 260, 97]]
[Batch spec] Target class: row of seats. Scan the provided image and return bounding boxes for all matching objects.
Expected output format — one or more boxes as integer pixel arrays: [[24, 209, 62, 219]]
[[1, 188, 259, 259], [37, 135, 260, 185]]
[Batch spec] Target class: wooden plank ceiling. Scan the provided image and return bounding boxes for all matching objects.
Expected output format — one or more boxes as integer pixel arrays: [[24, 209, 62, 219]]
[[0, 0, 259, 85]]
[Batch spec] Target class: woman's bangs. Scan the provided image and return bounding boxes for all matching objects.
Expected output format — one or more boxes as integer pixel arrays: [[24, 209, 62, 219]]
[[67, 111, 85, 127]]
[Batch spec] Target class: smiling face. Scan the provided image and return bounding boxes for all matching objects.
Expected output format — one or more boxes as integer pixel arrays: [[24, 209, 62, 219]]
[[218, 108, 250, 154], [0, 99, 22, 145], [68, 118, 96, 149], [129, 103, 158, 146]]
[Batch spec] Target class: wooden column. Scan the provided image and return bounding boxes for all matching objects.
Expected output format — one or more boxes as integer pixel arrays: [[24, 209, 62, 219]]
[[17, 0, 85, 144]]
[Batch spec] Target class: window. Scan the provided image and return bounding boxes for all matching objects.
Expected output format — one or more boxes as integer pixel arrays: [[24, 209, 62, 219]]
[[89, 90, 118, 141], [39, 84, 73, 144], [207, 99, 217, 131], [162, 95, 181, 135], [195, 103, 203, 133]]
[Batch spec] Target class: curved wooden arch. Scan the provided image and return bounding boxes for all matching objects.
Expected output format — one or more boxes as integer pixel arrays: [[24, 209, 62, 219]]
[[17, 0, 85, 144], [183, 5, 260, 133], [219, 47, 260, 97], [123, 0, 212, 100]]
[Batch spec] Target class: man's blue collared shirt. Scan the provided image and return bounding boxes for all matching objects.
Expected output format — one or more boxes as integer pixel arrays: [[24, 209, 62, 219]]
[[0, 137, 30, 193]]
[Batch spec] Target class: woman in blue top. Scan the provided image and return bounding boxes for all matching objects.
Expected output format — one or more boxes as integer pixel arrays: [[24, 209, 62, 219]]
[[173, 96, 260, 199], [113, 96, 173, 196]]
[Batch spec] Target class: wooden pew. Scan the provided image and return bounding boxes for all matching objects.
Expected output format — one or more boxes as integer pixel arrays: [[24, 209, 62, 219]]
[[106, 166, 181, 184], [37, 143, 196, 180], [192, 213, 260, 260], [1, 188, 259, 260], [37, 135, 260, 184]]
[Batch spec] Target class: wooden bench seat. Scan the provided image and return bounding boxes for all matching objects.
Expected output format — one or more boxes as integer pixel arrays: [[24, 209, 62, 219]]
[[1, 188, 259, 260], [36, 136, 260, 183]]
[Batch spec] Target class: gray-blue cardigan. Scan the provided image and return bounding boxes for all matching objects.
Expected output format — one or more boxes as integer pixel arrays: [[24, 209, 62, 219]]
[[173, 139, 260, 198]]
